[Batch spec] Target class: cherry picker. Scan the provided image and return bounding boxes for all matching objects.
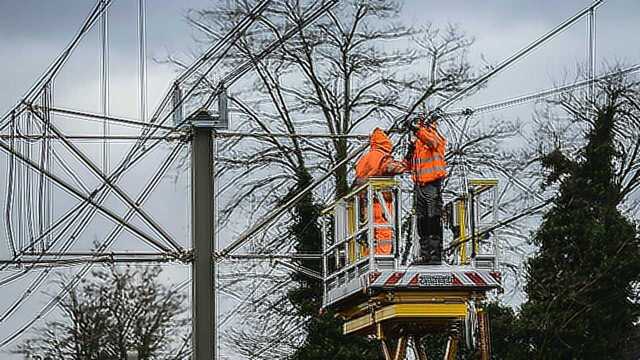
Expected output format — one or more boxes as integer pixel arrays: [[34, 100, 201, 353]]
[[321, 177, 502, 359]]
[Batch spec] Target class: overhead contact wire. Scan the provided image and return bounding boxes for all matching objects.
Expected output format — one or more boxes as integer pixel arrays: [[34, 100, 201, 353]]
[[0, 142, 184, 346]]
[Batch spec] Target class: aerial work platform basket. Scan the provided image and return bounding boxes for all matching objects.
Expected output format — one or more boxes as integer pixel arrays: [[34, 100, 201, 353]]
[[321, 177, 502, 359]]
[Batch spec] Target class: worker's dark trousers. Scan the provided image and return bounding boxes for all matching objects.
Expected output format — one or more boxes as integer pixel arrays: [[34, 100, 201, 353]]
[[415, 179, 443, 263]]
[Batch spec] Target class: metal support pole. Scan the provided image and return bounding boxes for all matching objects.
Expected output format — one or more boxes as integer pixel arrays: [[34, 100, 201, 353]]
[[588, 2, 597, 102], [213, 131, 220, 360], [444, 335, 459, 360], [394, 336, 408, 360], [411, 336, 428, 360], [191, 125, 215, 360], [172, 83, 183, 128], [367, 183, 375, 268], [100, 0, 110, 174], [470, 191, 477, 260], [478, 309, 492, 360], [380, 339, 392, 360], [138, 0, 147, 122]]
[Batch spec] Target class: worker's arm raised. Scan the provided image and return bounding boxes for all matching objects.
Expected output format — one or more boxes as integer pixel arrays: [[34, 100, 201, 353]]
[[415, 127, 439, 149]]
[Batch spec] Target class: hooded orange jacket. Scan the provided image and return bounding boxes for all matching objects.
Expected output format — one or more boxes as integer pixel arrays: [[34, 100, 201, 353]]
[[354, 128, 404, 255], [355, 128, 405, 181]]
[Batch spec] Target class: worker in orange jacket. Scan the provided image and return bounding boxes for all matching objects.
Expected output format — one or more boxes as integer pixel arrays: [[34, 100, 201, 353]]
[[354, 128, 405, 255], [404, 113, 447, 265]]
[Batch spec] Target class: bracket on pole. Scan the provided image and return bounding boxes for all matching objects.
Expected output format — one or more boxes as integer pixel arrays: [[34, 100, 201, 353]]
[[186, 87, 230, 130]]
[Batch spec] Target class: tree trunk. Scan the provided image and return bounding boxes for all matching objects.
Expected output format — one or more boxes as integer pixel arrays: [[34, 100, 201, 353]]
[[335, 138, 349, 198]]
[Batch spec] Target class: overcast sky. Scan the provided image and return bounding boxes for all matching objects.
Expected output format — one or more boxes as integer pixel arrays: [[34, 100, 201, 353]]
[[2, 0, 640, 114], [3, 0, 640, 118], [0, 0, 639, 358]]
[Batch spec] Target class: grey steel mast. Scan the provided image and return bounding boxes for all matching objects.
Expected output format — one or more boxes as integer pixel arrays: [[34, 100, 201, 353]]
[[191, 116, 215, 360]]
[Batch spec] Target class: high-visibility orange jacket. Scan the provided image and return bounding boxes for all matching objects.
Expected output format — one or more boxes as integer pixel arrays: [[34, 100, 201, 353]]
[[355, 128, 405, 181], [354, 128, 405, 255], [406, 124, 447, 184]]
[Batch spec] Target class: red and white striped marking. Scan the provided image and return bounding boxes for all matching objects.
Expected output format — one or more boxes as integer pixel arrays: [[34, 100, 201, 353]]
[[364, 270, 501, 289]]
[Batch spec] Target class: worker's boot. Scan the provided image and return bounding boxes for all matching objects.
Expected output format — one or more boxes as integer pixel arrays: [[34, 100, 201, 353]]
[[426, 235, 443, 265], [413, 238, 440, 266], [414, 252, 443, 266], [412, 255, 431, 265], [413, 236, 431, 265]]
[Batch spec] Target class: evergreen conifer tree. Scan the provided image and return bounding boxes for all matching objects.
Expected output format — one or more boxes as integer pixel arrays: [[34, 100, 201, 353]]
[[287, 171, 381, 360], [519, 89, 640, 359]]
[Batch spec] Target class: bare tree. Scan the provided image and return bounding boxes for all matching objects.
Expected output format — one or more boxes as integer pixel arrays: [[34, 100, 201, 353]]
[[181, 0, 481, 218], [168, 0, 525, 358], [532, 65, 640, 213], [14, 266, 190, 360]]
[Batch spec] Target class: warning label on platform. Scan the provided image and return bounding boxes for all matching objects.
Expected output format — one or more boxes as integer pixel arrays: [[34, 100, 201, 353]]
[[416, 273, 453, 287]]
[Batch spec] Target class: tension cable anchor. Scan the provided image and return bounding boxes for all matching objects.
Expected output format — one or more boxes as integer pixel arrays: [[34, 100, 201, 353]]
[[461, 108, 474, 116]]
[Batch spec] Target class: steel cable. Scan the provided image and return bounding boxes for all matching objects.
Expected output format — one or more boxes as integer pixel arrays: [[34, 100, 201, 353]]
[[0, 0, 329, 348], [0, 142, 185, 348], [0, 0, 112, 129], [11, 0, 277, 265], [4, 112, 17, 257], [25, 112, 36, 252], [27, 105, 182, 253], [0, 3, 111, 139], [219, 0, 605, 257], [68, 0, 341, 263]]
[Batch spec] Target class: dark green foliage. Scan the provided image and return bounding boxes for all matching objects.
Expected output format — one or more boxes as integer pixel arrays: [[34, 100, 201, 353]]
[[287, 171, 323, 315], [418, 302, 526, 360], [420, 333, 453, 359], [622, 326, 640, 359], [287, 171, 381, 360], [483, 301, 529, 360], [289, 309, 382, 360], [519, 98, 640, 359]]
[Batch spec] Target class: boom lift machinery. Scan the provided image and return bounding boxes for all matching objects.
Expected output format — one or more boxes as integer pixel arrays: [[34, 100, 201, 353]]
[[321, 177, 502, 359]]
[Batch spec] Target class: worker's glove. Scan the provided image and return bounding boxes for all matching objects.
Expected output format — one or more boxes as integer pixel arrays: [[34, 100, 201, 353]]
[[428, 108, 444, 124], [403, 118, 419, 133]]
